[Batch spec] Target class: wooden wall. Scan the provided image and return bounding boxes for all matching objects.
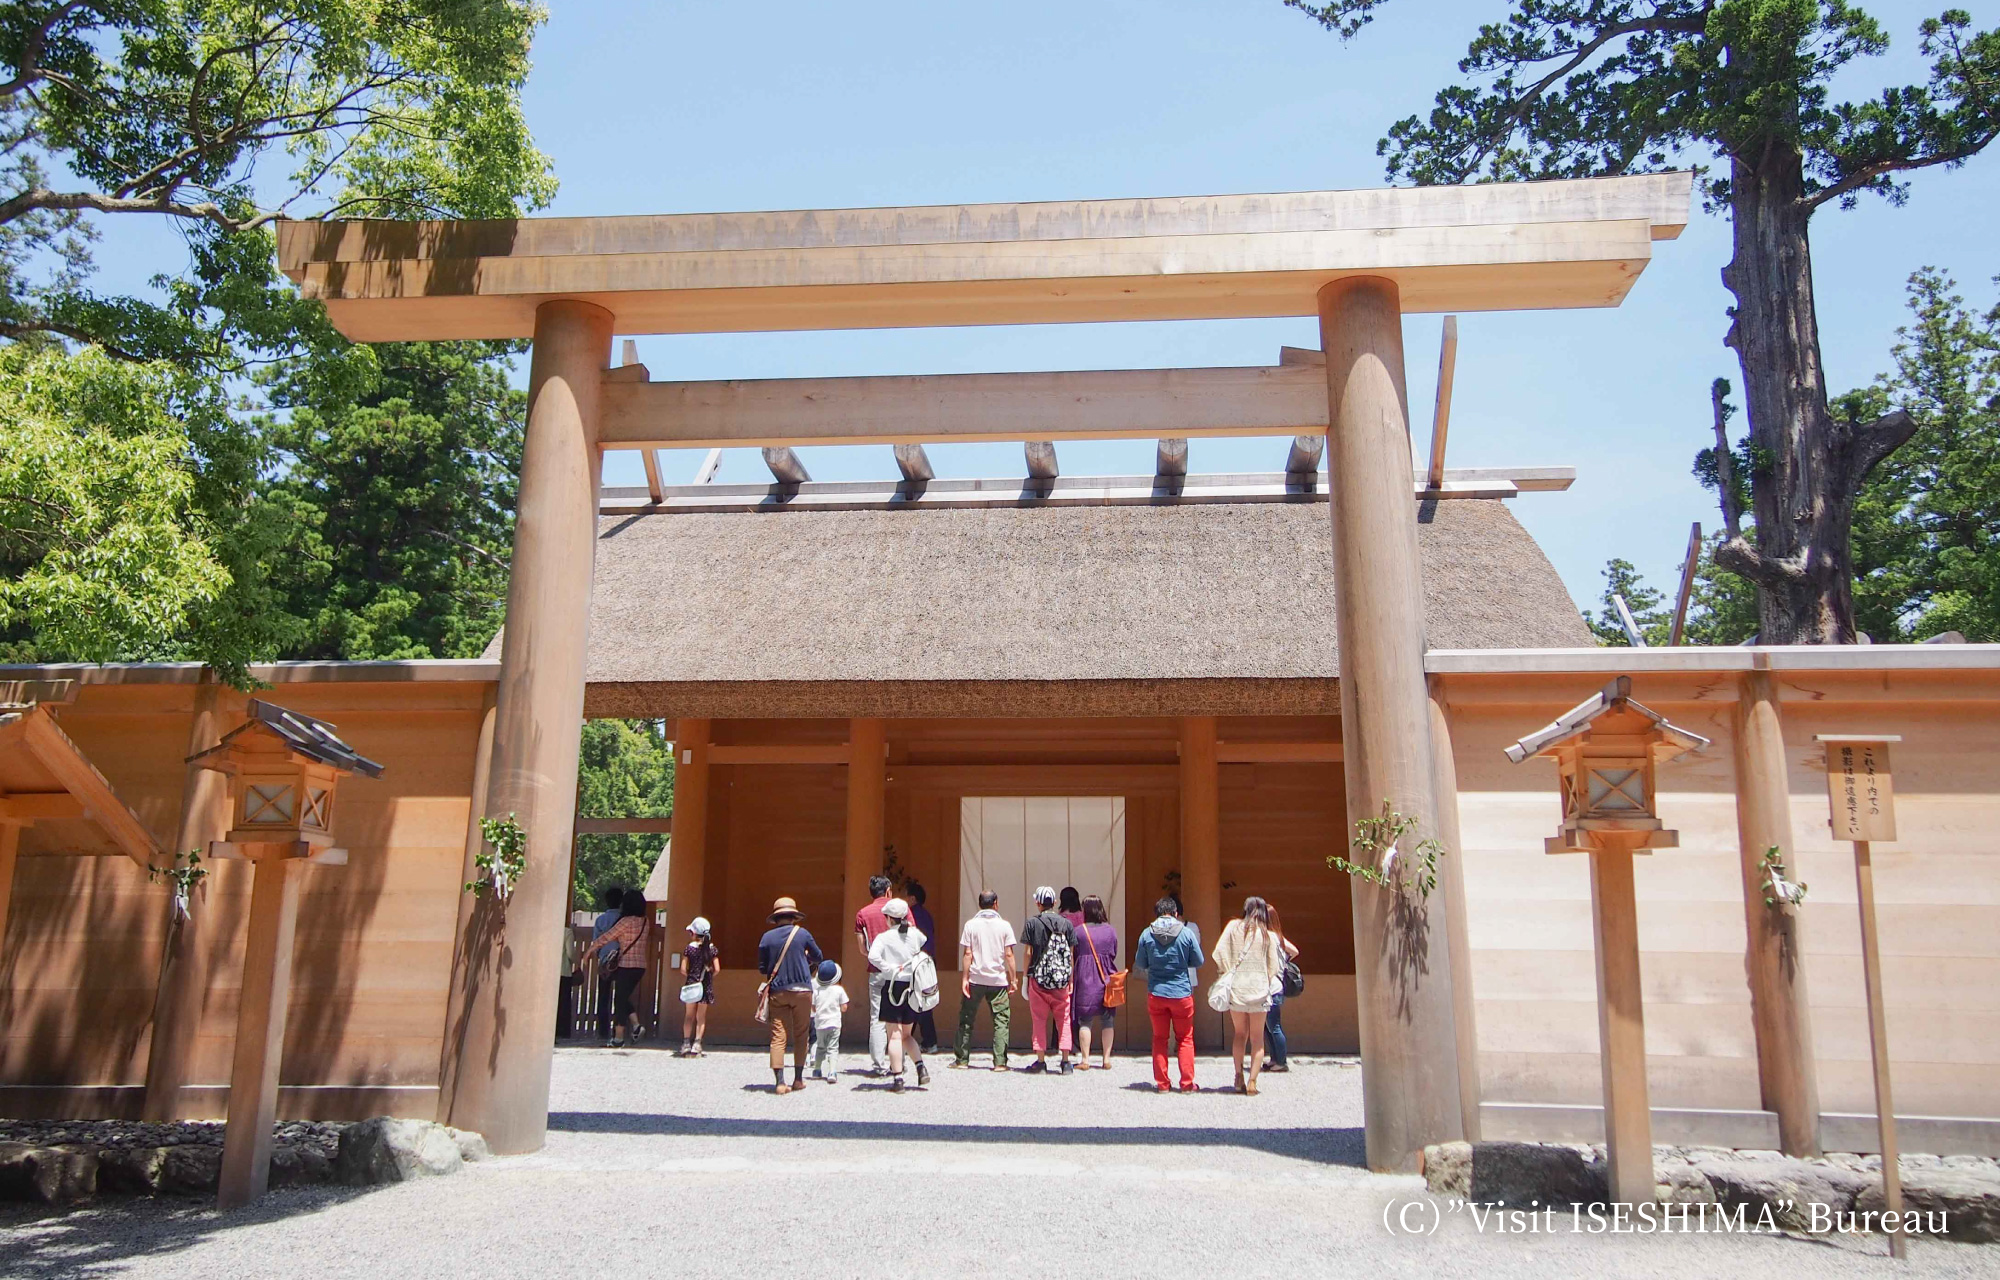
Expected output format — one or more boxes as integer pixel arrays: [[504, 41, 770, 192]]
[[1443, 666, 2000, 1130], [0, 677, 489, 1120]]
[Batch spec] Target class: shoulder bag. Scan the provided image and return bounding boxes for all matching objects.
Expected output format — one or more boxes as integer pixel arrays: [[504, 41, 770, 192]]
[[679, 941, 711, 1005], [1084, 925, 1127, 1009], [755, 926, 801, 1024]]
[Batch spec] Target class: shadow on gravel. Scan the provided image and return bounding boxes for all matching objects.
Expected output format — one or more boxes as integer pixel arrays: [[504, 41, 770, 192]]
[[0, 1186, 379, 1278], [547, 1110, 1368, 1168]]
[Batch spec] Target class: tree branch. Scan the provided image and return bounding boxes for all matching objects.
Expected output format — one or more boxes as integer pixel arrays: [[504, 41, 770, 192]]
[[1804, 142, 2000, 211], [0, 186, 284, 232], [0, 316, 149, 361], [0, 0, 98, 99], [1713, 535, 1807, 587], [1847, 406, 1919, 480], [1711, 378, 1740, 539]]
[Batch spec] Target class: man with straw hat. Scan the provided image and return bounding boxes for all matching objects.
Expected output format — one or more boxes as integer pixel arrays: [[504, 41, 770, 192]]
[[757, 896, 823, 1094]]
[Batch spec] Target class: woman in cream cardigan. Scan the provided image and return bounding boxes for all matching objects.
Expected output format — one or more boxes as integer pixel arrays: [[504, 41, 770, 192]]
[[1212, 896, 1284, 1095]]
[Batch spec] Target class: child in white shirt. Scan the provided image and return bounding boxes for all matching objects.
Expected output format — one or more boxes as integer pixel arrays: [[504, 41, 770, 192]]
[[810, 960, 849, 1083]]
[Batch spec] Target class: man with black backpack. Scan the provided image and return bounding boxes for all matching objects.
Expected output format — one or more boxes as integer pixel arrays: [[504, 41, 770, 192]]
[[1019, 885, 1078, 1075]]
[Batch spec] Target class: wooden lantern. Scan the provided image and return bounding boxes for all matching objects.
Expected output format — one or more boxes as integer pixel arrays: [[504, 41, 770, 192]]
[[1507, 677, 1709, 1205], [188, 700, 381, 1209]]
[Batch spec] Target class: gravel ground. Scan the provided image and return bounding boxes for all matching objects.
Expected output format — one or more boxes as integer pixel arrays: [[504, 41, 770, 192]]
[[2, 1047, 1993, 1278]]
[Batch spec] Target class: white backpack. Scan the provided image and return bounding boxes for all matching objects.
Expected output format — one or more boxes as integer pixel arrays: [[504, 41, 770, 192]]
[[902, 950, 941, 1012]]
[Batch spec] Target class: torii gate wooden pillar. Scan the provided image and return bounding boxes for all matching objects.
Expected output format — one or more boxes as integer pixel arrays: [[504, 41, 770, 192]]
[[279, 172, 1693, 1163]]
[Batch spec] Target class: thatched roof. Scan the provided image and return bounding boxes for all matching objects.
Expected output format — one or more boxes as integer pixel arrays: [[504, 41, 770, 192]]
[[506, 490, 1589, 716]]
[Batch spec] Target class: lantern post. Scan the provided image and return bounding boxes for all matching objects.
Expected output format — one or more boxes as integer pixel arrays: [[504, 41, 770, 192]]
[[1506, 677, 1709, 1205], [187, 701, 383, 1210]]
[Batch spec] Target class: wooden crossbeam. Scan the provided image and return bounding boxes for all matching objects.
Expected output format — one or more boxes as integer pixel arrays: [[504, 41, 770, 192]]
[[1426, 315, 1459, 491], [1025, 441, 1059, 480], [1286, 434, 1325, 475], [598, 364, 1327, 450], [573, 816, 674, 835], [0, 792, 86, 823], [893, 443, 935, 482], [692, 447, 723, 484], [1216, 742, 1343, 763], [762, 447, 810, 484], [708, 743, 850, 765]]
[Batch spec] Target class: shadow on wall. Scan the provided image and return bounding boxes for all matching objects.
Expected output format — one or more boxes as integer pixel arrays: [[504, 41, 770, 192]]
[[547, 1109, 1368, 1169]]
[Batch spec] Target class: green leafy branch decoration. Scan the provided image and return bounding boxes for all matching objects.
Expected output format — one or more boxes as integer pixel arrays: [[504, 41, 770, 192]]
[[1761, 846, 1808, 910], [466, 814, 528, 901], [1331, 800, 1446, 900], [147, 848, 207, 921]]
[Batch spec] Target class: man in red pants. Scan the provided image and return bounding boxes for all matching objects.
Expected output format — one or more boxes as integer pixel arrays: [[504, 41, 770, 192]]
[[1134, 897, 1205, 1092]]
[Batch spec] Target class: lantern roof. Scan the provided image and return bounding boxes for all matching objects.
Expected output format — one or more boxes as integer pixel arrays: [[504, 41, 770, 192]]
[[1504, 676, 1710, 764], [188, 699, 384, 778]]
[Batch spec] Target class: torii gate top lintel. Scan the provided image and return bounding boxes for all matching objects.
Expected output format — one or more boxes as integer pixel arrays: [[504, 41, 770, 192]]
[[278, 172, 1693, 343]]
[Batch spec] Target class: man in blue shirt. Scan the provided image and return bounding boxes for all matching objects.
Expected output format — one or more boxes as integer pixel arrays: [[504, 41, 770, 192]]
[[588, 887, 625, 1043], [758, 896, 824, 1094], [1134, 896, 1205, 1093]]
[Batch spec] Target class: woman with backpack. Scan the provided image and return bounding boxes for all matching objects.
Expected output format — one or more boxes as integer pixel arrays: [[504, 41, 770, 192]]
[[1019, 885, 1078, 1074], [867, 898, 934, 1093], [1262, 903, 1303, 1073], [1212, 896, 1284, 1094], [1072, 894, 1120, 1070], [587, 896, 653, 1048]]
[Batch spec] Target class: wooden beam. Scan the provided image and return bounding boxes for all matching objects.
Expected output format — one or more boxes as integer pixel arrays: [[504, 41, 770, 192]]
[[1286, 434, 1324, 475], [1320, 274, 1466, 1170], [279, 174, 1692, 342], [599, 364, 1329, 451], [15, 709, 161, 867], [692, 447, 723, 484], [1591, 836, 1655, 1204], [1733, 671, 1820, 1156], [662, 720, 709, 990], [572, 816, 674, 835], [1024, 440, 1058, 480], [434, 687, 496, 1125], [640, 450, 665, 504], [708, 743, 850, 766], [1278, 345, 1325, 366], [762, 446, 810, 485], [0, 793, 85, 822], [1179, 716, 1222, 1052], [443, 299, 610, 1156], [217, 856, 303, 1209], [1215, 742, 1342, 763], [0, 825, 17, 987], [1425, 315, 1458, 491], [842, 719, 887, 1013], [1156, 438, 1188, 477], [1668, 521, 1702, 645], [892, 443, 934, 482]]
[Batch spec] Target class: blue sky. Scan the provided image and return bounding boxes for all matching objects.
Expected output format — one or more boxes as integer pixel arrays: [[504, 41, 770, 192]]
[[97, 1, 2000, 612]]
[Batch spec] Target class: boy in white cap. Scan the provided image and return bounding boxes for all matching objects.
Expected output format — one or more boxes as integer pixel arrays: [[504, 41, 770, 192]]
[[677, 916, 719, 1057], [810, 959, 849, 1083]]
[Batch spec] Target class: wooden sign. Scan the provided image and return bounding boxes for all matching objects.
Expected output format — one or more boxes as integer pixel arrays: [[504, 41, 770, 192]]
[[1819, 736, 1897, 842]]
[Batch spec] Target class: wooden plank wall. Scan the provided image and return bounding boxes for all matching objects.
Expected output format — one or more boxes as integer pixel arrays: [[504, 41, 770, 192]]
[[1445, 668, 2000, 1125], [0, 679, 489, 1120]]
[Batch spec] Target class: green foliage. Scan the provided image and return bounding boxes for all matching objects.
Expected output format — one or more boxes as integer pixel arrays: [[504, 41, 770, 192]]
[[1587, 558, 1671, 645], [571, 719, 675, 908], [467, 813, 527, 899], [0, 0, 554, 360], [146, 847, 208, 895], [1852, 268, 2000, 641], [1285, 2, 1999, 208], [257, 341, 526, 660], [0, 1, 553, 679], [1333, 800, 1446, 899], [0, 345, 231, 663]]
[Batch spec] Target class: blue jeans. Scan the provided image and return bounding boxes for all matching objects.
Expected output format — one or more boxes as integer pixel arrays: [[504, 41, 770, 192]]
[[1266, 991, 1288, 1066]]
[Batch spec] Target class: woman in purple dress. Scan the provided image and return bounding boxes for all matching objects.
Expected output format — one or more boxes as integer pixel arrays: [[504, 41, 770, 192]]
[[1071, 894, 1119, 1070]]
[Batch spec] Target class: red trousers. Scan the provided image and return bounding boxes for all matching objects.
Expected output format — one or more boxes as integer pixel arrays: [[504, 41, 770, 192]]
[[1148, 993, 1196, 1088]]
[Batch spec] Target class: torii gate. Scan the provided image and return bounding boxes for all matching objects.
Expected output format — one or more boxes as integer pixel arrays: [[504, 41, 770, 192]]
[[276, 172, 1692, 1169]]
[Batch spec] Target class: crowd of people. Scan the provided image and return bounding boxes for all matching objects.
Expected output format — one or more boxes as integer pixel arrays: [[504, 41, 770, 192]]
[[572, 878, 1304, 1096]]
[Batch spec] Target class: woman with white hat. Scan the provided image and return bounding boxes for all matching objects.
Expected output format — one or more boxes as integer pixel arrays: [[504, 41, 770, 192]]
[[867, 898, 933, 1092], [676, 916, 720, 1057]]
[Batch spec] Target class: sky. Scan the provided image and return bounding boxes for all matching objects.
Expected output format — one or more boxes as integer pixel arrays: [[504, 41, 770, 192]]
[[96, 0, 2000, 611]]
